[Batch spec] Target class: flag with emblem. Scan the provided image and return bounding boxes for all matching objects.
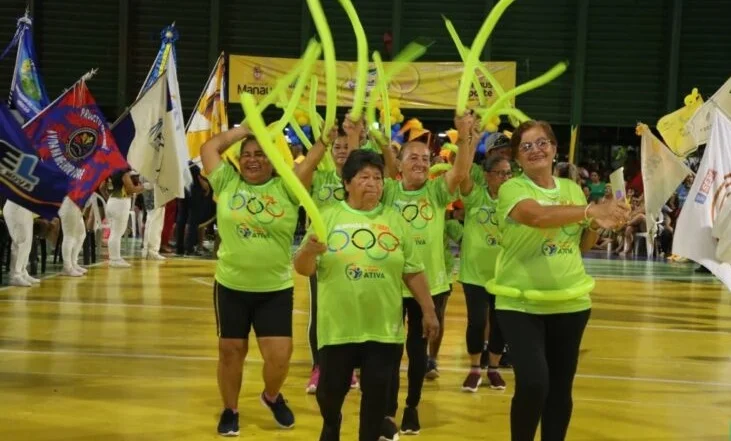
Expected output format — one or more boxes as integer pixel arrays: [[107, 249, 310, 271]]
[[22, 79, 129, 209], [112, 74, 183, 208], [185, 52, 228, 166], [0, 103, 67, 219], [673, 110, 731, 291], [138, 23, 192, 189], [1, 12, 50, 122]]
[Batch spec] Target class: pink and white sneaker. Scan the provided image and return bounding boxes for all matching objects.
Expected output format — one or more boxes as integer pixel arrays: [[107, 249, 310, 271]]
[[350, 370, 359, 389], [306, 365, 320, 394]]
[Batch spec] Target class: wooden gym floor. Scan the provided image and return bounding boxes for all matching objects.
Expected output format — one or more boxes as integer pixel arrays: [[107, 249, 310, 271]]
[[0, 245, 729, 440]]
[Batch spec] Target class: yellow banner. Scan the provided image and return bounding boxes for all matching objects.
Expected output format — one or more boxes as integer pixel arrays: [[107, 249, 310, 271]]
[[228, 55, 516, 110]]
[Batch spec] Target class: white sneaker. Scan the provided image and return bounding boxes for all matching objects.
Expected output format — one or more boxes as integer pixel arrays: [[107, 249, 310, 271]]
[[148, 252, 166, 261], [109, 259, 131, 268], [62, 267, 84, 277], [10, 276, 32, 287], [74, 265, 88, 274], [23, 274, 41, 284]]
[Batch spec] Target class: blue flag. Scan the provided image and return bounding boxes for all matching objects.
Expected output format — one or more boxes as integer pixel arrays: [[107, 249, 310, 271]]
[[23, 81, 129, 211], [0, 103, 66, 219], [5, 15, 50, 122]]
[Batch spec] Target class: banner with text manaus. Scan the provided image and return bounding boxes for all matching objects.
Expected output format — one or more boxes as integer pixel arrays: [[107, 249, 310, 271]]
[[228, 55, 516, 110]]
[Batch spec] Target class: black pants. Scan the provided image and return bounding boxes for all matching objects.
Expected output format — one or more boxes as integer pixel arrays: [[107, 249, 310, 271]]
[[463, 283, 504, 356], [308, 274, 319, 365], [497, 309, 591, 441], [317, 342, 402, 441], [386, 293, 449, 416]]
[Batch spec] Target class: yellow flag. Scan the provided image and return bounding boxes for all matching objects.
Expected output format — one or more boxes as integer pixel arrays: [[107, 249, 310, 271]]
[[656, 88, 704, 157], [186, 53, 229, 164]]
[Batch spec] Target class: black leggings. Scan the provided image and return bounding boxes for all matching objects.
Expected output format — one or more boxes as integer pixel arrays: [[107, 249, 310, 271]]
[[308, 274, 319, 366], [497, 309, 591, 441], [386, 293, 449, 416], [317, 342, 402, 441], [463, 283, 504, 356]]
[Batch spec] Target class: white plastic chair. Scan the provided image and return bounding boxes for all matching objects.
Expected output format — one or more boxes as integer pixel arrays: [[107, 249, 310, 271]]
[[634, 213, 663, 258]]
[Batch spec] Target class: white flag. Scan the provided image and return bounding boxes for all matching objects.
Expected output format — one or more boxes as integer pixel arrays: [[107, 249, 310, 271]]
[[639, 125, 692, 236], [111, 76, 183, 208], [673, 110, 731, 291], [166, 50, 193, 188], [685, 76, 731, 146]]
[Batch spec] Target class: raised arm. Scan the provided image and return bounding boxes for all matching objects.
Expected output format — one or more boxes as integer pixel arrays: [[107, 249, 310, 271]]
[[294, 124, 336, 191], [444, 113, 478, 194], [200, 125, 251, 175]]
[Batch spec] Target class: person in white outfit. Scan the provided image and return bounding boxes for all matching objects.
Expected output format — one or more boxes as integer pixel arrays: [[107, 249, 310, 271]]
[[141, 181, 166, 260], [59, 197, 88, 277], [106, 169, 144, 268], [3, 200, 40, 287]]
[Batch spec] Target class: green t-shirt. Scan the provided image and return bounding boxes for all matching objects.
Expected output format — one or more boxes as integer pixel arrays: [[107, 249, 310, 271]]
[[303, 201, 424, 349], [491, 174, 593, 314], [382, 177, 456, 296], [444, 219, 463, 281], [208, 161, 299, 292], [587, 182, 606, 203], [312, 170, 345, 209], [458, 185, 501, 286]]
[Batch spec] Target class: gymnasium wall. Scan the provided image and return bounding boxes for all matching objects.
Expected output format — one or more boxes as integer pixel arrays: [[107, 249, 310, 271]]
[[0, 0, 729, 128]]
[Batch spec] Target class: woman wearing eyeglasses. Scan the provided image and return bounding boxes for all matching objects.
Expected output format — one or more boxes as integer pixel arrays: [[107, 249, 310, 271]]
[[488, 121, 629, 441], [458, 155, 512, 392]]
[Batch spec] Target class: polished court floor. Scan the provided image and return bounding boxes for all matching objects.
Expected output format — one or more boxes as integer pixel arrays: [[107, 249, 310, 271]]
[[0, 247, 729, 440]]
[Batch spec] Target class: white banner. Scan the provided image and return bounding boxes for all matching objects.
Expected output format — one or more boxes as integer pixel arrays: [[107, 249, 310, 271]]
[[673, 110, 731, 291]]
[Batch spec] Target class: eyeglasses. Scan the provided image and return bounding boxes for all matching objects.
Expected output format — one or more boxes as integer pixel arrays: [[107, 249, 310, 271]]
[[488, 170, 513, 178], [519, 138, 555, 153]]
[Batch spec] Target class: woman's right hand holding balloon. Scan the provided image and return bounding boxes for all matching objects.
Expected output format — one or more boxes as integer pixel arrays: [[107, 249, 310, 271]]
[[302, 235, 327, 256]]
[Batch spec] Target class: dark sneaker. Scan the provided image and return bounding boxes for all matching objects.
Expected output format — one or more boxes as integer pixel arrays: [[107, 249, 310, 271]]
[[487, 370, 507, 390], [400, 406, 420, 435], [379, 417, 400, 441], [217, 408, 240, 437], [461, 371, 482, 392], [424, 359, 439, 380], [260, 392, 295, 429]]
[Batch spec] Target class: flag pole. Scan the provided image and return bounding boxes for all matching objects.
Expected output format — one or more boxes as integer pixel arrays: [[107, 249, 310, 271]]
[[109, 72, 167, 130], [185, 52, 225, 132], [21, 68, 97, 128]]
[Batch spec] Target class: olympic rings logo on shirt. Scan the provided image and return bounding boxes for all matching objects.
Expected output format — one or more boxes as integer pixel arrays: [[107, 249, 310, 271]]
[[229, 192, 285, 224], [397, 199, 434, 230], [475, 206, 498, 226], [327, 228, 401, 260], [560, 223, 583, 237], [316, 185, 345, 203]]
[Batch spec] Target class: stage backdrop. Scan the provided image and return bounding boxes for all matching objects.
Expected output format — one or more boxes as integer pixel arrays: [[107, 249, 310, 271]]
[[229, 55, 516, 110]]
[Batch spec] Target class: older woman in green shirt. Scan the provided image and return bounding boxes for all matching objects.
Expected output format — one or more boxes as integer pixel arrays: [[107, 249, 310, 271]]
[[488, 120, 629, 441], [200, 125, 325, 437], [294, 149, 439, 441]]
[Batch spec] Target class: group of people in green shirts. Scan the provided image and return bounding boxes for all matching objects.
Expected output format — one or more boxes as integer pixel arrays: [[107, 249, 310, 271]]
[[199, 113, 630, 441]]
